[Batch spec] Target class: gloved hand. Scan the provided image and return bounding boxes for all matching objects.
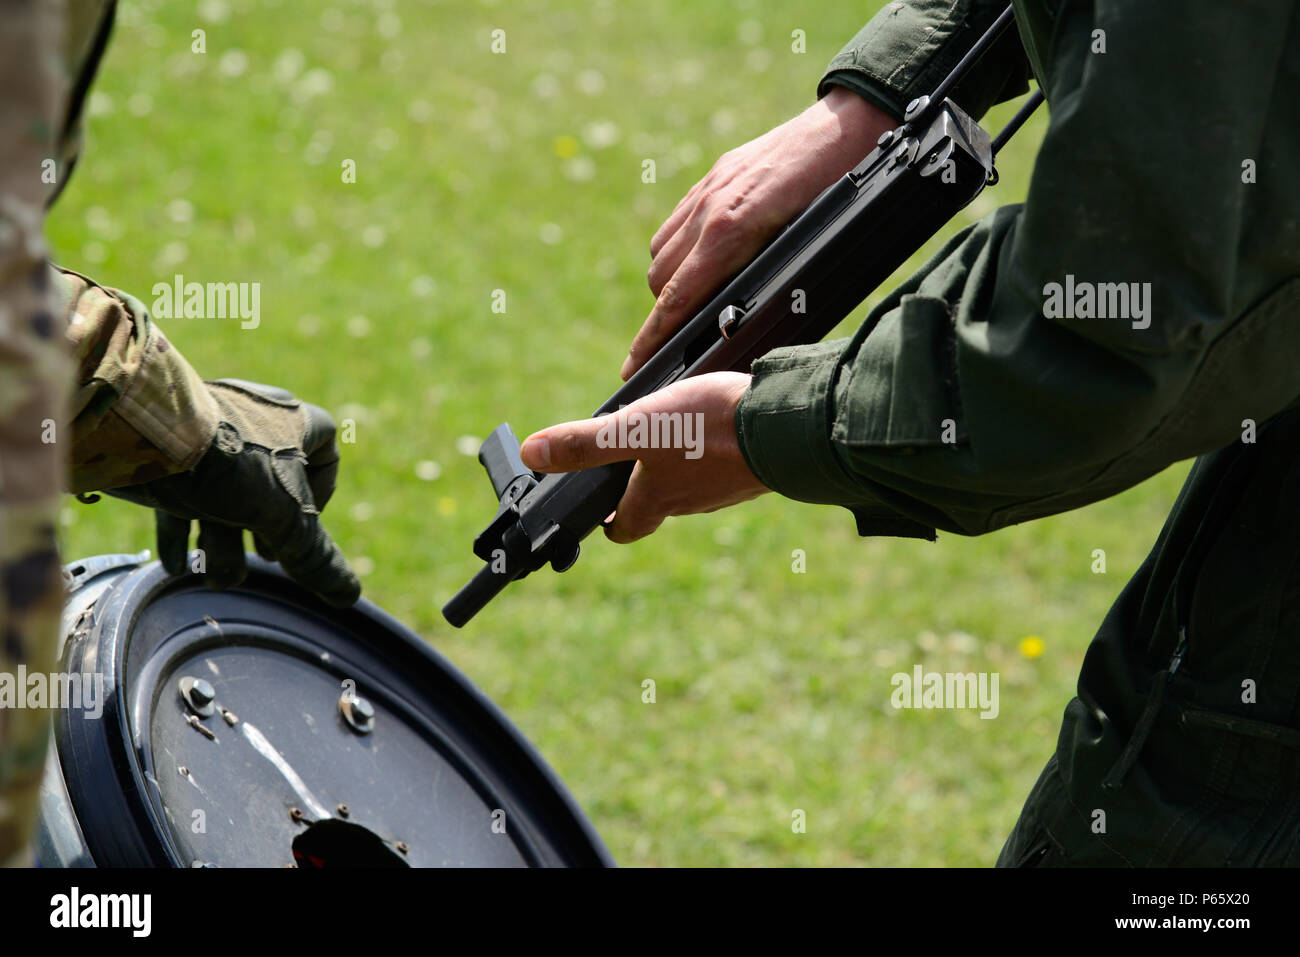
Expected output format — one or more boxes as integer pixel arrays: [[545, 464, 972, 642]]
[[108, 378, 362, 607]]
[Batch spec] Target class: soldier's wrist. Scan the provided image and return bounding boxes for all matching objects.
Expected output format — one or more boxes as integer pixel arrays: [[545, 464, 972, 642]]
[[819, 84, 897, 161]]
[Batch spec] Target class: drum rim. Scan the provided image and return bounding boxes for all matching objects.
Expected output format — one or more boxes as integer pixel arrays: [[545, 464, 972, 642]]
[[52, 553, 615, 868]]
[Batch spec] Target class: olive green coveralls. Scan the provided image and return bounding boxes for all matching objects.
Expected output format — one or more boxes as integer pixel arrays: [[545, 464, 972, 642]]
[[735, 0, 1300, 864]]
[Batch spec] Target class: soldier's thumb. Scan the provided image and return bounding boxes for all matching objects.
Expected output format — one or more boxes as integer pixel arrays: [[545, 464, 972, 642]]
[[520, 415, 640, 473]]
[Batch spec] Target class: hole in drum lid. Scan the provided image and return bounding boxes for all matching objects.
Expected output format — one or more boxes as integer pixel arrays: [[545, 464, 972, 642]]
[[290, 819, 410, 869]]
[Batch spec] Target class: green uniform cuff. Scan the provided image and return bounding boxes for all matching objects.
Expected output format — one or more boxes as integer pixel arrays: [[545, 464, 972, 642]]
[[736, 340, 936, 540], [818, 70, 908, 123], [817, 0, 1031, 122]]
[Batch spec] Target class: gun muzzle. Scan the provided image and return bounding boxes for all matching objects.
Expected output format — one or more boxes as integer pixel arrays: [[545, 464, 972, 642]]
[[443, 563, 515, 628]]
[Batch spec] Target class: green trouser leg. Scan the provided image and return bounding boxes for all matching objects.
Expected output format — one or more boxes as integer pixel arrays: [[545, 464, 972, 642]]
[[999, 403, 1300, 867]]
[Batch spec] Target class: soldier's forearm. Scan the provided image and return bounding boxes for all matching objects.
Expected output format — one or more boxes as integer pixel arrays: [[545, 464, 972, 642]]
[[54, 265, 218, 494]]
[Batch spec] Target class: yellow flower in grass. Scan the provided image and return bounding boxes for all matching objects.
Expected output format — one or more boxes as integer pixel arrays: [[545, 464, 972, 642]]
[[552, 135, 580, 158], [1019, 635, 1045, 659]]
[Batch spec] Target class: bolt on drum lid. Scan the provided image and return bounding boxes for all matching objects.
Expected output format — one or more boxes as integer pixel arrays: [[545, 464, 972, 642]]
[[38, 553, 613, 868]]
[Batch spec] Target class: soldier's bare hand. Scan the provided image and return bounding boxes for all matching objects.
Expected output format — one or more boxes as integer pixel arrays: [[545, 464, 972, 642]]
[[620, 87, 894, 380], [518, 372, 768, 543]]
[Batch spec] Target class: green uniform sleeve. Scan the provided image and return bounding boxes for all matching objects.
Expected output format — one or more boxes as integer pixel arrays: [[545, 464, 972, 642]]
[[818, 0, 1033, 121], [739, 0, 1300, 538]]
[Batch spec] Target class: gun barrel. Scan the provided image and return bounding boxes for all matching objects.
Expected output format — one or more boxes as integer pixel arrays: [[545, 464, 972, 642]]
[[442, 563, 513, 628]]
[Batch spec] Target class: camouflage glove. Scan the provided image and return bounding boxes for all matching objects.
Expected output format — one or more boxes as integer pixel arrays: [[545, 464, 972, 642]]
[[108, 379, 362, 607]]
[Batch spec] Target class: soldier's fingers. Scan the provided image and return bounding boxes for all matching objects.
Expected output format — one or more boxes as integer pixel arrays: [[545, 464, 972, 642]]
[[651, 155, 743, 259], [197, 522, 247, 590], [622, 238, 744, 380], [605, 462, 666, 544], [518, 413, 647, 474], [155, 511, 191, 576], [300, 401, 342, 512], [645, 210, 704, 299], [269, 515, 361, 608], [253, 533, 277, 562], [649, 176, 711, 259]]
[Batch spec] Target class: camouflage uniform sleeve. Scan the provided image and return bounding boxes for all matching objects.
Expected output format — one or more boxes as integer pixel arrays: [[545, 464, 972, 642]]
[[0, 0, 72, 868], [42, 2, 219, 494], [56, 266, 219, 494]]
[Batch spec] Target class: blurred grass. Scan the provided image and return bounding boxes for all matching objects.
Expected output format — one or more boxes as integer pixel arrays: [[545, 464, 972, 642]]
[[48, 0, 1190, 865]]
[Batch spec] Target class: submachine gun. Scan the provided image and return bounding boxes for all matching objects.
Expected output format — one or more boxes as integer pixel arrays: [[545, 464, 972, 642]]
[[444, 5, 1043, 627]]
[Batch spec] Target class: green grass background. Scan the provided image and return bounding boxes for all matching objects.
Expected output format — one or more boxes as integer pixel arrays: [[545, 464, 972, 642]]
[[48, 0, 1190, 865]]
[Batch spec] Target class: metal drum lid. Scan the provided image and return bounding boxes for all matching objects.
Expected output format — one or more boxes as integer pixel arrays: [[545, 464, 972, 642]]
[[39, 553, 612, 868]]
